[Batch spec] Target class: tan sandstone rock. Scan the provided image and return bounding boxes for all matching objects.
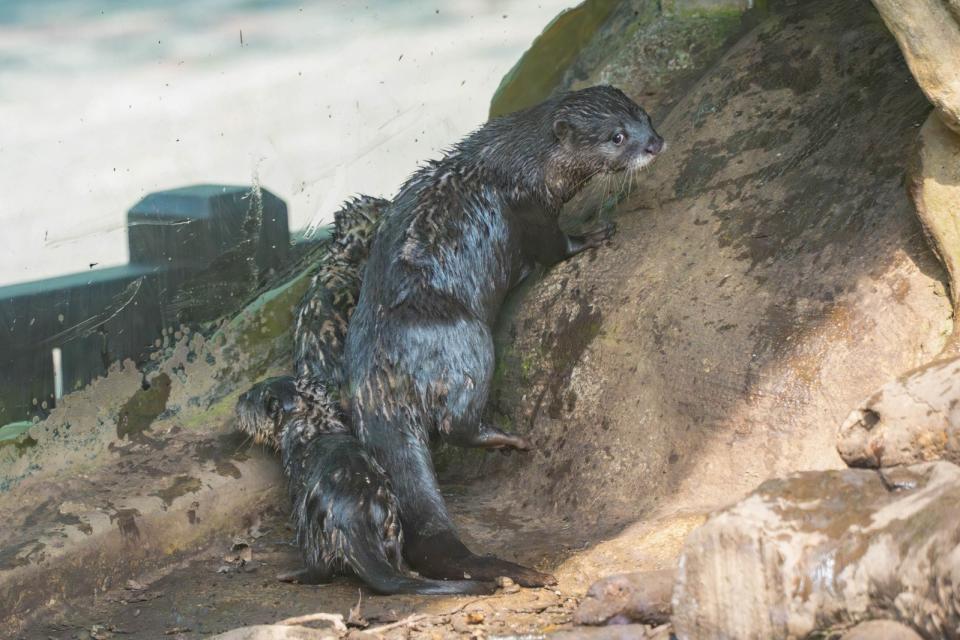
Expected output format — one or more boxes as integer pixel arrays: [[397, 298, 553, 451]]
[[838, 356, 960, 468], [574, 569, 675, 627], [671, 462, 960, 640], [841, 620, 925, 640], [909, 111, 960, 327], [210, 625, 336, 640], [871, 0, 960, 134], [549, 624, 654, 639]]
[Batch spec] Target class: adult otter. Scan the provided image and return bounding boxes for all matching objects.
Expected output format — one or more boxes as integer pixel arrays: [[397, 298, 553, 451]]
[[236, 376, 494, 595], [345, 85, 664, 586]]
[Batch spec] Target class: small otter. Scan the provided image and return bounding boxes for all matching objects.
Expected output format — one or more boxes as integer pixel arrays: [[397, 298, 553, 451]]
[[236, 376, 494, 595], [345, 85, 663, 586], [293, 195, 389, 390]]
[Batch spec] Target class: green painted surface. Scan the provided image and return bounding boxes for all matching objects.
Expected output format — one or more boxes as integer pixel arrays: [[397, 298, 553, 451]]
[[0, 422, 32, 446]]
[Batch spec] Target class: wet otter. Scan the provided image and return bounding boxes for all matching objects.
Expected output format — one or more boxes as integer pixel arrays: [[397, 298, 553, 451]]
[[293, 195, 388, 390], [236, 376, 494, 595], [238, 197, 492, 594], [345, 85, 664, 586]]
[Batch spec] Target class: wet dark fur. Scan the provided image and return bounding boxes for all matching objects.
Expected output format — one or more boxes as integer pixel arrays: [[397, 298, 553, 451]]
[[236, 194, 386, 453], [237, 197, 491, 594], [293, 195, 388, 391], [345, 86, 663, 585], [236, 376, 493, 595]]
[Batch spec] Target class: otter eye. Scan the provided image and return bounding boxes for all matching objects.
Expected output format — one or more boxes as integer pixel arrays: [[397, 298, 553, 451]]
[[612, 132, 625, 145]]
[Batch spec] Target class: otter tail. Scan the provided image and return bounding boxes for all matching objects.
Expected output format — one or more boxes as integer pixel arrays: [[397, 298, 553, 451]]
[[348, 540, 495, 596], [285, 428, 493, 596]]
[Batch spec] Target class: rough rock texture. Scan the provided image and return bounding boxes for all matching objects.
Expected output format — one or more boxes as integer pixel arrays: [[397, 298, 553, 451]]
[[838, 356, 960, 468], [460, 0, 951, 585], [841, 620, 925, 640], [908, 111, 960, 339], [871, 0, 960, 134], [210, 625, 336, 640], [672, 462, 960, 640], [574, 569, 674, 626], [548, 624, 657, 639]]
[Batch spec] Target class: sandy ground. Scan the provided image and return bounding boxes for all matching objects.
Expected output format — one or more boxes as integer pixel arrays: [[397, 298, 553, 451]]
[[0, 0, 573, 288]]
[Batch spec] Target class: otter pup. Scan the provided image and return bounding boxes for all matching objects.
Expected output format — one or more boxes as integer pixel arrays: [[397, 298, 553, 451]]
[[293, 195, 389, 390], [236, 376, 494, 595], [345, 85, 663, 586]]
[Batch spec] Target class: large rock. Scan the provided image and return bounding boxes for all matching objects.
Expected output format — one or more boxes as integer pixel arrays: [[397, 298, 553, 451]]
[[908, 110, 960, 339], [671, 462, 960, 640], [461, 0, 952, 581], [574, 569, 674, 626], [871, 0, 960, 134], [841, 620, 925, 640], [210, 626, 336, 640], [838, 356, 960, 468]]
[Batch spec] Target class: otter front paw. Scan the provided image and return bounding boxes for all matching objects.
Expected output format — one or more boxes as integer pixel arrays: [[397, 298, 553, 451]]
[[583, 221, 617, 248], [565, 222, 617, 257]]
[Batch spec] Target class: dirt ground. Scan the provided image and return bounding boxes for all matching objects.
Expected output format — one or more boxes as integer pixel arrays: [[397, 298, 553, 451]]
[[19, 490, 594, 639]]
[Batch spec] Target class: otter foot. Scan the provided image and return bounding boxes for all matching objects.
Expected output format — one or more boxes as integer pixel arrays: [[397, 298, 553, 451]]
[[469, 424, 533, 452], [407, 532, 556, 588], [458, 555, 557, 588], [565, 222, 617, 257]]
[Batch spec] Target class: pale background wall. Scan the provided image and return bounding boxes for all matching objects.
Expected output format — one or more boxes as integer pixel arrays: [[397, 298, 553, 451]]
[[0, 0, 573, 287]]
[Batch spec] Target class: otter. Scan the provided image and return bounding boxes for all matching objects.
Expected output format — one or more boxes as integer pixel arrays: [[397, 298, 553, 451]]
[[238, 197, 492, 594], [239, 194, 384, 452], [236, 376, 494, 595], [293, 195, 389, 390], [344, 85, 663, 586]]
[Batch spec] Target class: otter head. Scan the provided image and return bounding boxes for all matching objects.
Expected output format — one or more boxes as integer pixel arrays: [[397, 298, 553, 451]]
[[235, 376, 303, 450], [547, 85, 663, 200]]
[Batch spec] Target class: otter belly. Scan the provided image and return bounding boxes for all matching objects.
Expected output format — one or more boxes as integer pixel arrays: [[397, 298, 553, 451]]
[[352, 303, 493, 442]]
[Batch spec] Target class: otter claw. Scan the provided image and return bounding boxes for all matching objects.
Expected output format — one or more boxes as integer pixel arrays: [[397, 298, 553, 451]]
[[586, 221, 617, 247]]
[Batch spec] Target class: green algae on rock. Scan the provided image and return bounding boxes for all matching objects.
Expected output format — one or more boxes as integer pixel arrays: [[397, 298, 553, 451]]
[[0, 421, 35, 452], [489, 0, 621, 118]]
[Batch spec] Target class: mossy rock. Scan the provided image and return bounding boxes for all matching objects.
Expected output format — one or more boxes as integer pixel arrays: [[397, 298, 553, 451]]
[[0, 422, 34, 450], [489, 0, 621, 118]]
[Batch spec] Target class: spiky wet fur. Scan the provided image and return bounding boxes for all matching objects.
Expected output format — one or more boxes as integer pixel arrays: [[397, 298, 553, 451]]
[[236, 197, 492, 595], [237, 375, 493, 595], [293, 195, 388, 388]]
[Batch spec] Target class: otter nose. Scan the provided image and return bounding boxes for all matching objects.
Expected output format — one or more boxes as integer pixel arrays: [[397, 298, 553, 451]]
[[645, 135, 664, 155]]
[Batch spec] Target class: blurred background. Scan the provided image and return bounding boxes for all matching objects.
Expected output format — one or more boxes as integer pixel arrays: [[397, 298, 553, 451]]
[[0, 0, 574, 288]]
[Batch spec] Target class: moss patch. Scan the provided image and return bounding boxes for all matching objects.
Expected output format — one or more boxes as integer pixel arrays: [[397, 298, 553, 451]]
[[489, 0, 621, 118]]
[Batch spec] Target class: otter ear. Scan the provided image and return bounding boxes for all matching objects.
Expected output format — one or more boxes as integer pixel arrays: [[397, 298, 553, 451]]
[[553, 118, 572, 143]]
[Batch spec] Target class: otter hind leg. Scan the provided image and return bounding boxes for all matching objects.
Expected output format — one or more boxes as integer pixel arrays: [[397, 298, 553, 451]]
[[465, 423, 532, 452]]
